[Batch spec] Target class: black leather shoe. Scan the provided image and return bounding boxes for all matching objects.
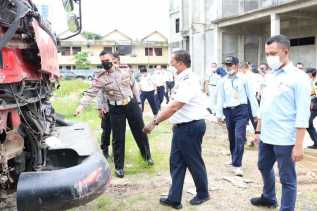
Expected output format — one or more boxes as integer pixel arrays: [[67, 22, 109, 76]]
[[146, 158, 154, 166], [308, 145, 317, 149], [250, 195, 277, 208], [189, 195, 210, 205], [115, 169, 124, 178], [159, 197, 182, 209]]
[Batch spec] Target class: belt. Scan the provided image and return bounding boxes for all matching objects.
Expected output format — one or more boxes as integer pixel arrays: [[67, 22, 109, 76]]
[[224, 104, 247, 110], [208, 84, 216, 86], [108, 97, 132, 106], [174, 120, 200, 127]]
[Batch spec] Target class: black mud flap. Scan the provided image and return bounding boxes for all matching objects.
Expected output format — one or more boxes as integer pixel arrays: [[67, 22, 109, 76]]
[[16, 152, 111, 211]]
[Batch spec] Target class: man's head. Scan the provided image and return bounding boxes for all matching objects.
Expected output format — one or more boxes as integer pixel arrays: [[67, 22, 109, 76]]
[[224, 56, 239, 75], [265, 35, 290, 71], [296, 62, 304, 71], [140, 66, 147, 74], [240, 62, 251, 74], [99, 50, 115, 71], [305, 67, 317, 79], [156, 65, 162, 70], [170, 50, 191, 74], [258, 63, 269, 75], [211, 62, 217, 70]]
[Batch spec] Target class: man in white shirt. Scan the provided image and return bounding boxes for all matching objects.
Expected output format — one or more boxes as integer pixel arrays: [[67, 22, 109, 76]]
[[153, 65, 167, 110], [138, 66, 158, 116], [144, 50, 209, 209]]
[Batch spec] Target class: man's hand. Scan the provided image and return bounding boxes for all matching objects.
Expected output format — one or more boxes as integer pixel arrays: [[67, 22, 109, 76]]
[[74, 105, 84, 116], [217, 117, 224, 124], [143, 121, 156, 134], [98, 109, 105, 118], [292, 144, 304, 162], [254, 134, 260, 145], [254, 117, 258, 123]]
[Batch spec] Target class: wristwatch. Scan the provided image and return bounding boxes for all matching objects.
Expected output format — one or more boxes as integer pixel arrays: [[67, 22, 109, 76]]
[[255, 131, 261, 134]]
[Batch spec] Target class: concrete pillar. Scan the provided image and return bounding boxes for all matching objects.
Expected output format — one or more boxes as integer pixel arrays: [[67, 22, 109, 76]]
[[238, 34, 245, 62], [215, 27, 223, 64], [270, 13, 280, 36]]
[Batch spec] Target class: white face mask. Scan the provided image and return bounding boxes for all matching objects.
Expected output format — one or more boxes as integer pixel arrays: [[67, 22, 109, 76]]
[[266, 55, 282, 71]]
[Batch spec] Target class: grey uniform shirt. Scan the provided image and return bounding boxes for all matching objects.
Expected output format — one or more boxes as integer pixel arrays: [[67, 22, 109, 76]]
[[80, 68, 136, 107]]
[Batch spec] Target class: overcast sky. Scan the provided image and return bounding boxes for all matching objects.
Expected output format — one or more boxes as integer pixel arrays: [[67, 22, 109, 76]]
[[34, 0, 169, 39]]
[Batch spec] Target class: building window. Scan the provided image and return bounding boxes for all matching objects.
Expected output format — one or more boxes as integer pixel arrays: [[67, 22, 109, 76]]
[[154, 48, 163, 56], [61, 47, 71, 56], [145, 48, 154, 56], [72, 47, 81, 55], [103, 47, 113, 53], [115, 45, 132, 55], [65, 65, 72, 70], [290, 37, 315, 47], [175, 18, 180, 33]]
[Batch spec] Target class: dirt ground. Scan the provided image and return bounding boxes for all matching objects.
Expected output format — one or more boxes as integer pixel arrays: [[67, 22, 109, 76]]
[[77, 117, 317, 211]]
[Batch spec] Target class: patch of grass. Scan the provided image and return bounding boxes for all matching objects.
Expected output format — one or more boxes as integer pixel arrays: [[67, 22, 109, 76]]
[[52, 80, 172, 175]]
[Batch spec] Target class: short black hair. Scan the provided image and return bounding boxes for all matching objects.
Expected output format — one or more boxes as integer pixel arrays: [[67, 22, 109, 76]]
[[99, 50, 113, 57], [306, 67, 317, 77], [140, 66, 147, 73], [266, 34, 290, 49], [296, 62, 304, 66], [172, 50, 191, 68]]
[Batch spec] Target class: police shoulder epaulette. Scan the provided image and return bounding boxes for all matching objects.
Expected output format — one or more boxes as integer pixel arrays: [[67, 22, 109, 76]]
[[182, 75, 189, 80], [95, 70, 107, 78]]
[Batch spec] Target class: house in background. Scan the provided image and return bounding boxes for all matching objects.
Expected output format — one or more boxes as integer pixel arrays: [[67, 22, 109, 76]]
[[58, 30, 169, 71]]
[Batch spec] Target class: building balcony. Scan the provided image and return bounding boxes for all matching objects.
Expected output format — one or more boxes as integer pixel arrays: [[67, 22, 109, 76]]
[[220, 0, 297, 19]]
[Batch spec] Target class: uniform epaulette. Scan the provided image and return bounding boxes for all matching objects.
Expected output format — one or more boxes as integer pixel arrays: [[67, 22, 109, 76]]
[[182, 76, 189, 80], [95, 70, 107, 78]]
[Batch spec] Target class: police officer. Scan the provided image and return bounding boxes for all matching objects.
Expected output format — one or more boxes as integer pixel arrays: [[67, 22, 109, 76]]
[[144, 50, 209, 209], [216, 56, 259, 177], [95, 54, 121, 159], [138, 66, 158, 116], [153, 65, 167, 110], [250, 35, 310, 210], [75, 50, 153, 178], [306, 67, 317, 149]]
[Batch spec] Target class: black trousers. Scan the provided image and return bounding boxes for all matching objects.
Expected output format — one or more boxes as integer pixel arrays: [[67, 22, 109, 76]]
[[307, 110, 317, 145], [100, 112, 111, 153], [109, 99, 152, 170], [165, 81, 175, 104], [156, 86, 165, 110], [140, 90, 158, 115], [168, 120, 209, 203]]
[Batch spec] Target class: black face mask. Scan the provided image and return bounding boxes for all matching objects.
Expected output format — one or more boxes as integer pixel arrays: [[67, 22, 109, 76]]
[[102, 61, 113, 70]]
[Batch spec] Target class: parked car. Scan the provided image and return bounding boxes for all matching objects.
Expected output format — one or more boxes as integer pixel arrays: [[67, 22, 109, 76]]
[[72, 69, 96, 80], [60, 69, 96, 80]]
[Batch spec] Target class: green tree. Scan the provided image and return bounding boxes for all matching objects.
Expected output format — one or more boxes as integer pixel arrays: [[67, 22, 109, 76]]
[[74, 52, 90, 69], [81, 31, 102, 40]]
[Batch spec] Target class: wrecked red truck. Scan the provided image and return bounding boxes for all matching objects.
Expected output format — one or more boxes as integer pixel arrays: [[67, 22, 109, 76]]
[[0, 0, 111, 210]]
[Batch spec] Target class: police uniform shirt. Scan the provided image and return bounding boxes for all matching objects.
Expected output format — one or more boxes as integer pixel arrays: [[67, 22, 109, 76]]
[[80, 68, 134, 107], [96, 90, 109, 112], [138, 73, 156, 92], [170, 69, 208, 124]]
